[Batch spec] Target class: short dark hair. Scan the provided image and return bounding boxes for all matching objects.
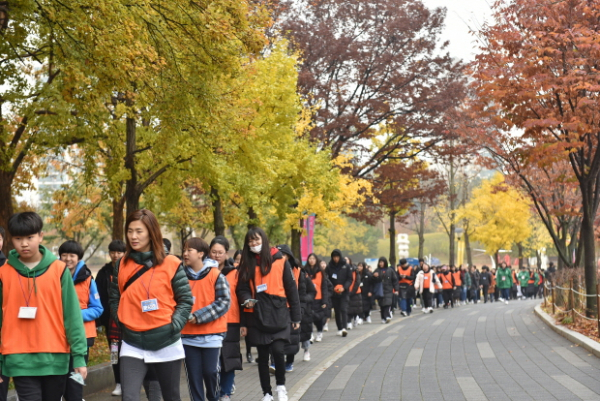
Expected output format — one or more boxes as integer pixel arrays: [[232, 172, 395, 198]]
[[418, 258, 424, 263], [108, 240, 126, 253], [399, 258, 407, 265], [8, 212, 43, 237], [163, 238, 172, 253], [210, 235, 230, 252], [58, 240, 84, 260], [0, 226, 5, 239], [184, 237, 210, 260]]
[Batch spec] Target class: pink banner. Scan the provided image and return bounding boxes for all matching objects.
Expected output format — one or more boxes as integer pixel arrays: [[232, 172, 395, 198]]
[[301, 215, 315, 262]]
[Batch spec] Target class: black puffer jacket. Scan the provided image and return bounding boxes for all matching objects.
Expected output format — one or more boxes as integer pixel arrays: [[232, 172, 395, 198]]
[[284, 266, 311, 355], [237, 251, 301, 346], [373, 260, 399, 307], [326, 249, 353, 297], [220, 260, 243, 372], [360, 268, 374, 313], [95, 262, 114, 329], [109, 253, 193, 351], [347, 266, 363, 316], [299, 270, 316, 343], [307, 265, 328, 323]]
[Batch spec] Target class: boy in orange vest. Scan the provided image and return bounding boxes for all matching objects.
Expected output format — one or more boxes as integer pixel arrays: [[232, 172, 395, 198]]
[[0, 212, 87, 401], [59, 240, 104, 401]]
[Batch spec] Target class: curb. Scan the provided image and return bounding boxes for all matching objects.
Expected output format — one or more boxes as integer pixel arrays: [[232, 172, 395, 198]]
[[6, 361, 114, 400], [534, 304, 600, 358]]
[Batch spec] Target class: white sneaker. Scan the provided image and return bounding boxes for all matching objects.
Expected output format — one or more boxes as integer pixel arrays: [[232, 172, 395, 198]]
[[261, 394, 274, 401], [220, 396, 231, 401], [342, 328, 348, 337], [112, 384, 122, 396], [382, 319, 386, 324], [337, 330, 343, 336], [499, 297, 504, 302], [315, 332, 323, 342], [357, 317, 363, 325], [310, 334, 315, 343], [323, 323, 329, 332], [386, 317, 391, 323], [303, 350, 311, 361], [347, 322, 353, 330], [422, 308, 427, 314], [505, 300, 509, 305], [366, 316, 372, 323], [276, 385, 288, 401], [428, 307, 434, 313]]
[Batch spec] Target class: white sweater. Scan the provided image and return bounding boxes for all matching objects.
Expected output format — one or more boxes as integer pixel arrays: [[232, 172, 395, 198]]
[[414, 270, 442, 293]]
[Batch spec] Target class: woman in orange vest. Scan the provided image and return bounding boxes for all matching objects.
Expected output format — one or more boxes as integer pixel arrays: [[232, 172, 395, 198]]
[[59, 240, 104, 401], [236, 227, 301, 401], [397, 259, 415, 316], [181, 237, 230, 401], [209, 236, 243, 401], [109, 209, 193, 401], [440, 265, 454, 309], [305, 253, 328, 341], [414, 264, 441, 313]]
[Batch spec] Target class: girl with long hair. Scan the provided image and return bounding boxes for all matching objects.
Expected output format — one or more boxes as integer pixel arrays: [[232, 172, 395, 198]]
[[304, 253, 329, 342]]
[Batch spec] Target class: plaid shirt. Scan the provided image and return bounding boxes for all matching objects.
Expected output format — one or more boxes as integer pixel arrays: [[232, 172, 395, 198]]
[[192, 272, 231, 324]]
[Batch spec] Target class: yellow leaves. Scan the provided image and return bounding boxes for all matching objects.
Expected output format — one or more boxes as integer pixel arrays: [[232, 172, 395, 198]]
[[457, 172, 532, 254]]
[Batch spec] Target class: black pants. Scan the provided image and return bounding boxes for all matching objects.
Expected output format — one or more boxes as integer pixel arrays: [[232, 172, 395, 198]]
[[121, 357, 182, 401], [442, 289, 453, 307], [422, 289, 432, 309], [14, 374, 68, 401], [64, 338, 93, 401], [482, 285, 490, 303], [331, 294, 349, 331], [362, 296, 372, 319], [183, 346, 221, 401], [0, 375, 9, 401], [256, 340, 286, 395]]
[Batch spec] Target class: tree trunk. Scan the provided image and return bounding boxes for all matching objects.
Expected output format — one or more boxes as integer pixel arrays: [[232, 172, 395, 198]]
[[230, 225, 242, 250], [389, 211, 397, 267], [465, 231, 473, 267], [124, 98, 139, 216], [211, 186, 225, 236], [0, 170, 15, 254], [418, 204, 425, 260], [517, 242, 524, 269], [449, 221, 456, 267], [112, 197, 125, 240], [247, 207, 258, 228], [581, 205, 597, 316], [291, 227, 302, 262]]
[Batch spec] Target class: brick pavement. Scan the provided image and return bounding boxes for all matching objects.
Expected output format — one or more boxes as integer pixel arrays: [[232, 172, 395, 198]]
[[86, 299, 600, 400]]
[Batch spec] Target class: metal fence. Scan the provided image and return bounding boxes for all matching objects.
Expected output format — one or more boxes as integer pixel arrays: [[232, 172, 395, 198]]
[[543, 278, 600, 334]]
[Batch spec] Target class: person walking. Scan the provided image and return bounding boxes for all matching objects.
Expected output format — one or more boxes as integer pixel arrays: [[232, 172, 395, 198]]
[[181, 237, 230, 401], [208, 237, 243, 401], [468, 266, 480, 304], [347, 263, 363, 328], [109, 209, 193, 401], [496, 262, 512, 304], [439, 266, 454, 308], [325, 250, 353, 337], [479, 266, 492, 303], [320, 260, 333, 332], [414, 264, 441, 313], [397, 259, 415, 316], [451, 266, 462, 306], [373, 257, 399, 323], [357, 262, 373, 323], [305, 254, 328, 342], [236, 228, 301, 401]]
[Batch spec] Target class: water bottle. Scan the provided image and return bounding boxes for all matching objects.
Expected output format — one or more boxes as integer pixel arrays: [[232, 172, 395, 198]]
[[110, 342, 119, 365]]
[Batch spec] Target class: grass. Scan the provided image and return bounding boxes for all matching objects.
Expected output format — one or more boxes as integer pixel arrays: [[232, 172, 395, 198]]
[[89, 331, 111, 366]]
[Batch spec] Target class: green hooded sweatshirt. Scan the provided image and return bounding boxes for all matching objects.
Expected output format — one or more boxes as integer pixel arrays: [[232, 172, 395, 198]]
[[0, 246, 87, 377]]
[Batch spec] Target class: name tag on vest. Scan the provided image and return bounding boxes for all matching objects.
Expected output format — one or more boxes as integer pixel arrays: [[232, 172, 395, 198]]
[[141, 298, 159, 312], [256, 284, 268, 293], [18, 307, 37, 319]]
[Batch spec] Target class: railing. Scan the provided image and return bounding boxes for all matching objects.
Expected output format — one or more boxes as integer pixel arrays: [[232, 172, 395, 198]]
[[543, 279, 600, 334]]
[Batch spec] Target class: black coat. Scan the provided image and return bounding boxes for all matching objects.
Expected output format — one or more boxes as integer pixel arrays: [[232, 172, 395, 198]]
[[284, 268, 316, 354], [324, 276, 333, 319], [360, 269, 374, 313], [325, 249, 353, 297], [373, 267, 399, 307], [307, 266, 328, 323], [237, 252, 301, 346], [347, 267, 363, 316], [95, 262, 114, 329], [221, 263, 243, 372]]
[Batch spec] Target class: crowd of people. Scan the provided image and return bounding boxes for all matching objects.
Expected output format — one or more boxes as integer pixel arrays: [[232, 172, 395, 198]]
[[0, 209, 551, 401]]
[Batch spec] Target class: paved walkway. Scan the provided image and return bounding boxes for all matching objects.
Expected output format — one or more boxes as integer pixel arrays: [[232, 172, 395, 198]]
[[88, 299, 600, 400]]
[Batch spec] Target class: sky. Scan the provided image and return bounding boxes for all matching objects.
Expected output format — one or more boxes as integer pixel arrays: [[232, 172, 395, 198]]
[[421, 0, 494, 63]]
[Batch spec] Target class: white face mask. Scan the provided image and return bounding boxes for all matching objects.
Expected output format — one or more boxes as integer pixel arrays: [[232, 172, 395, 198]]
[[250, 244, 262, 254]]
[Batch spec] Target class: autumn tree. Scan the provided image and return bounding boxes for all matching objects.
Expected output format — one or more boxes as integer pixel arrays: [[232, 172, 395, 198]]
[[276, 0, 466, 179], [471, 0, 600, 310], [457, 173, 531, 262]]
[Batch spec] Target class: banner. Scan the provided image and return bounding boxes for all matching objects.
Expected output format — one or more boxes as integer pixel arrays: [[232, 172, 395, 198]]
[[301, 215, 315, 262]]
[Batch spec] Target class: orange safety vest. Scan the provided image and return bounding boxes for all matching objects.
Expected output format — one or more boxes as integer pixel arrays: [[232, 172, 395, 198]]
[[398, 266, 414, 285], [292, 266, 301, 289], [244, 258, 287, 313], [441, 272, 453, 290], [350, 269, 361, 294], [423, 271, 432, 288], [117, 255, 181, 332], [512, 270, 518, 284], [182, 268, 228, 335], [452, 271, 462, 287], [528, 272, 535, 285], [74, 276, 97, 338], [0, 260, 71, 355], [312, 270, 323, 301], [224, 269, 240, 324]]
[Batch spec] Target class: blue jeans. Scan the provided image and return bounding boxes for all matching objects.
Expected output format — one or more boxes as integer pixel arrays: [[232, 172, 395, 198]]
[[399, 298, 413, 315], [501, 288, 510, 300], [219, 370, 235, 397], [183, 345, 221, 401], [461, 286, 467, 302]]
